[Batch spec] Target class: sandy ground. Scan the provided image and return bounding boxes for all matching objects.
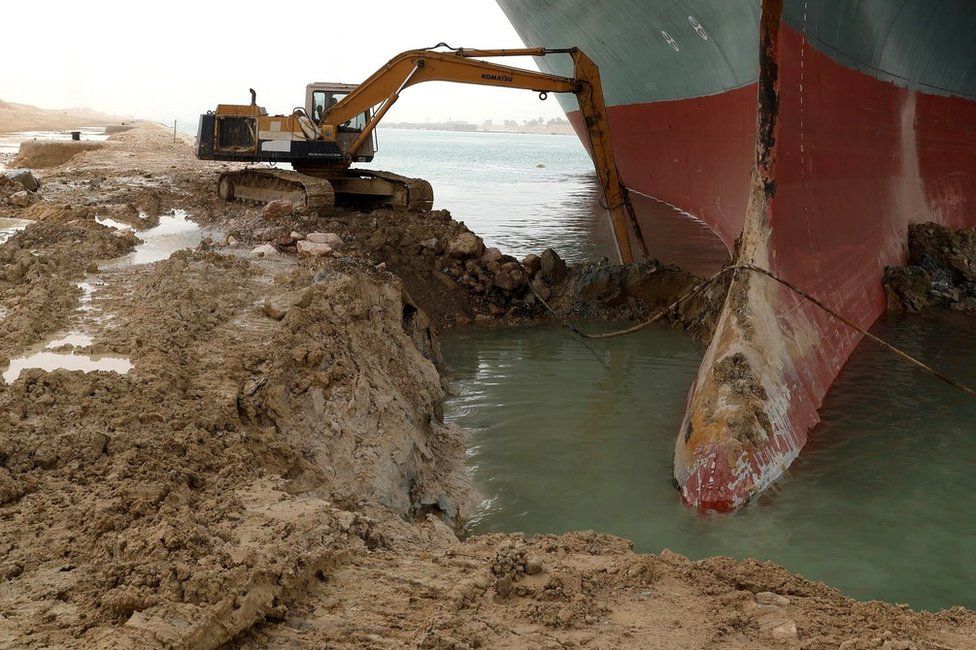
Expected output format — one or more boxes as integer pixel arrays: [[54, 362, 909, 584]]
[[0, 124, 973, 649], [0, 99, 127, 133]]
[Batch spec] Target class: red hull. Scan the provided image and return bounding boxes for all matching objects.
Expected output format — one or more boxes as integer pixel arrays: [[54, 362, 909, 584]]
[[675, 21, 976, 510], [566, 85, 758, 276]]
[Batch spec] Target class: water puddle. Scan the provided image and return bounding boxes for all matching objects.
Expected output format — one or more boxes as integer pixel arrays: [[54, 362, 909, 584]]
[[2, 336, 132, 384], [99, 209, 203, 268], [0, 217, 31, 245]]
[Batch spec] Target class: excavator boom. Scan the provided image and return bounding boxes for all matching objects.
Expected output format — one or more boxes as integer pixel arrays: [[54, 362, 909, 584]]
[[322, 46, 643, 263], [196, 46, 644, 263]]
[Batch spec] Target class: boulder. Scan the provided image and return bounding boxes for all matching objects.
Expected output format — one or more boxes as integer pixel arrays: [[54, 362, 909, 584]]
[[531, 277, 550, 301], [251, 243, 279, 257], [297, 240, 332, 256], [447, 232, 485, 258], [8, 191, 37, 208], [3, 169, 40, 192], [306, 232, 344, 249], [481, 247, 503, 263], [522, 253, 542, 275], [494, 270, 515, 291], [540, 248, 567, 284], [260, 199, 294, 220]]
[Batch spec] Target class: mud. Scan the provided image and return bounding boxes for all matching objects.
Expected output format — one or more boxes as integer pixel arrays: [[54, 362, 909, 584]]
[[0, 123, 972, 648], [884, 222, 976, 314]]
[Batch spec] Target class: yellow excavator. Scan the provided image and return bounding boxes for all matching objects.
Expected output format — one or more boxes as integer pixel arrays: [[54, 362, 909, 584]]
[[195, 44, 644, 263]]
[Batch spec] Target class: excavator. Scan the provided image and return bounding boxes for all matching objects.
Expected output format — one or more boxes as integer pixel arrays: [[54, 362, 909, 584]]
[[195, 45, 645, 263]]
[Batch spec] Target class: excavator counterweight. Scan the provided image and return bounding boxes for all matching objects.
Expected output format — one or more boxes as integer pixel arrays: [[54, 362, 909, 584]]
[[195, 45, 643, 263]]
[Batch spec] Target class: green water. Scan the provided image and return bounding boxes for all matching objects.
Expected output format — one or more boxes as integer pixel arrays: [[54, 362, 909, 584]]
[[442, 314, 976, 612]]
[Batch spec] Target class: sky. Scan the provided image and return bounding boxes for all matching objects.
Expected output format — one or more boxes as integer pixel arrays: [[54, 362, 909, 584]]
[[0, 0, 567, 125]]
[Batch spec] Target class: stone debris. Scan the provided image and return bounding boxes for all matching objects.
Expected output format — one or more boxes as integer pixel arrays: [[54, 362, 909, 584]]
[[885, 222, 976, 313], [260, 199, 295, 220], [251, 243, 279, 257], [447, 231, 485, 258], [306, 232, 344, 249], [2, 168, 40, 192], [296, 240, 332, 256]]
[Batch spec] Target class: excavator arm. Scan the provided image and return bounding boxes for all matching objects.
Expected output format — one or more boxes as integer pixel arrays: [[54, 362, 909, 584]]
[[323, 47, 646, 264]]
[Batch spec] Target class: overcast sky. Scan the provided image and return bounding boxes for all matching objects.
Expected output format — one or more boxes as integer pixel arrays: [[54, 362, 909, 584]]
[[0, 0, 568, 125]]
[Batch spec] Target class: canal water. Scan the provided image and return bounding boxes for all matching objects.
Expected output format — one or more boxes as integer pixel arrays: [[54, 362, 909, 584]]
[[442, 315, 976, 612], [367, 128, 617, 263]]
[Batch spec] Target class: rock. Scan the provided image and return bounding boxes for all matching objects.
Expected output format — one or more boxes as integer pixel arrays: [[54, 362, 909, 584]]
[[306, 232, 344, 249], [226, 235, 240, 247], [262, 288, 312, 320], [540, 248, 567, 284], [260, 200, 294, 220], [3, 169, 40, 192], [420, 237, 439, 250], [530, 277, 550, 301], [756, 591, 790, 607], [290, 231, 304, 240], [447, 232, 484, 258], [578, 269, 612, 301], [481, 247, 503, 263], [494, 270, 515, 292], [770, 620, 798, 641], [522, 253, 542, 275], [85, 262, 98, 274], [433, 270, 458, 290], [8, 191, 36, 208], [251, 243, 279, 257], [296, 240, 332, 256]]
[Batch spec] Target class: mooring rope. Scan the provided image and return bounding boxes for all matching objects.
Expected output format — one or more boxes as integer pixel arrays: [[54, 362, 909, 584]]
[[528, 263, 976, 399]]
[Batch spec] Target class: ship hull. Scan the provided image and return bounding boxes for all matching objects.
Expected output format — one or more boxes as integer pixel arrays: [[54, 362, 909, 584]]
[[498, 0, 976, 509]]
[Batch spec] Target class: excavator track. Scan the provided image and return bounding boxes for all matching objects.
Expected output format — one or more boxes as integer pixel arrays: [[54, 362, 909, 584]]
[[217, 169, 335, 214], [353, 169, 434, 212]]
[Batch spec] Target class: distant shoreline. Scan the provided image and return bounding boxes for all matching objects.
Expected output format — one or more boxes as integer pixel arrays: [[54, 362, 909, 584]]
[[381, 126, 576, 137]]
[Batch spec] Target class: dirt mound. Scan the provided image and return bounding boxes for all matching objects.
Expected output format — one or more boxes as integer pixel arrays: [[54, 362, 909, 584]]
[[237, 531, 976, 649], [0, 248, 470, 647], [13, 141, 106, 169], [884, 222, 976, 313], [216, 206, 724, 337]]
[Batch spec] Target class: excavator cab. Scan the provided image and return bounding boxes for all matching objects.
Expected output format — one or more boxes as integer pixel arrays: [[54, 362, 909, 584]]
[[306, 83, 376, 162]]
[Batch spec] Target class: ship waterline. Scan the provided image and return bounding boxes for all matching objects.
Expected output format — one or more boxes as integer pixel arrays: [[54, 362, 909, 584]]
[[498, 0, 976, 509]]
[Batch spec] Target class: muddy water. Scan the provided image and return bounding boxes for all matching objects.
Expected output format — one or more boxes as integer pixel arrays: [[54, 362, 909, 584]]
[[368, 128, 617, 262], [443, 314, 976, 611], [99, 209, 202, 267], [1, 210, 202, 383]]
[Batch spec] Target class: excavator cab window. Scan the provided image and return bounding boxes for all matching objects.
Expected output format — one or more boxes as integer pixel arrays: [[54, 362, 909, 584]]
[[311, 90, 370, 131]]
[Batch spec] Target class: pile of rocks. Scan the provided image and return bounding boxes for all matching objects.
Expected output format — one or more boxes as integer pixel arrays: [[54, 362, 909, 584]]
[[884, 222, 976, 313], [249, 231, 345, 258], [436, 229, 566, 314], [0, 169, 41, 208]]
